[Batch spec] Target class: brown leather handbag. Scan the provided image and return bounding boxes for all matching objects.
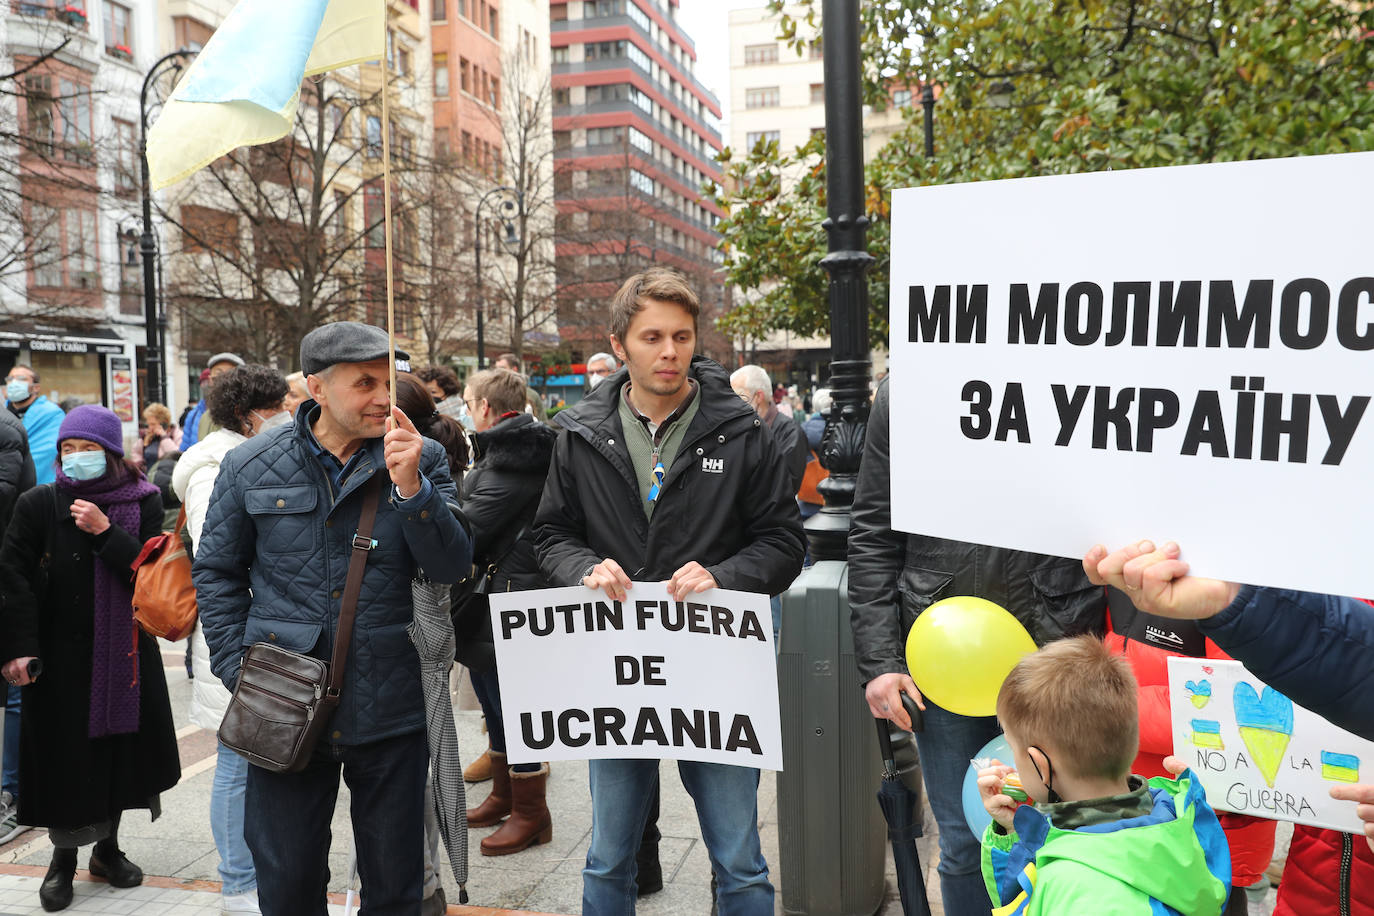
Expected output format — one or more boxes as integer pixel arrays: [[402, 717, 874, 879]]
[[131, 506, 198, 642], [218, 478, 381, 772]]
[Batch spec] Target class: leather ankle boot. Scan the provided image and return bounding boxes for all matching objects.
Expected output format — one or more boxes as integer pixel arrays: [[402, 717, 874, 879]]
[[463, 746, 493, 783], [89, 841, 143, 888], [39, 848, 76, 912], [466, 751, 510, 827], [480, 765, 552, 856]]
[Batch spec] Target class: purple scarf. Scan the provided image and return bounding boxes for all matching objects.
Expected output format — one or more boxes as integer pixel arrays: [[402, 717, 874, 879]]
[[56, 467, 158, 739]]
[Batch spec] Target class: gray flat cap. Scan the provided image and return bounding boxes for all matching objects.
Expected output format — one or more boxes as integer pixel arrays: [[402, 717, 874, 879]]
[[206, 352, 245, 369], [300, 322, 409, 376]]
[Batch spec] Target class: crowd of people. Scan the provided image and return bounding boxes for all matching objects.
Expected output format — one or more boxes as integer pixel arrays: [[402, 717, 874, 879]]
[[0, 264, 1369, 916]]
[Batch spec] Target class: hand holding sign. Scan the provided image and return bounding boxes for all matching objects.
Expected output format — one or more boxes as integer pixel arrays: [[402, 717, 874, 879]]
[[385, 406, 423, 498], [1329, 784, 1374, 852], [667, 561, 716, 601], [583, 558, 632, 602], [1084, 541, 1240, 620]]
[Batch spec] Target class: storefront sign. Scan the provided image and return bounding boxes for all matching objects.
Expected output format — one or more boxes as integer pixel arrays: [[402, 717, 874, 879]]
[[108, 357, 135, 422]]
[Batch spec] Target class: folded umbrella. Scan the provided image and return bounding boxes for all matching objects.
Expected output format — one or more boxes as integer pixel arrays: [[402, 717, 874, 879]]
[[875, 694, 931, 916]]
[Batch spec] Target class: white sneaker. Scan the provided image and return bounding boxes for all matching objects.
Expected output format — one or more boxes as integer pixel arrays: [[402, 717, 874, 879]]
[[222, 889, 262, 914]]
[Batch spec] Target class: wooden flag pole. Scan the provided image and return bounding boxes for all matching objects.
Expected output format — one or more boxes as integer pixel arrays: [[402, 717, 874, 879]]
[[379, 5, 398, 412]]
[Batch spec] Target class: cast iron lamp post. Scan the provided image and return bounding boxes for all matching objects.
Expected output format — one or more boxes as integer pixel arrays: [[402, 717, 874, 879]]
[[922, 83, 936, 159], [139, 48, 193, 407], [473, 186, 522, 369]]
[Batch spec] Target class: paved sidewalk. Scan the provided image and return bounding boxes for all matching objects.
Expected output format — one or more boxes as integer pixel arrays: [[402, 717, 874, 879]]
[[0, 641, 936, 915]]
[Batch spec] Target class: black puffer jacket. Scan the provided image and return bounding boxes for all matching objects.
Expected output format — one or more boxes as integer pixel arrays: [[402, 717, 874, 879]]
[[463, 412, 558, 589], [0, 408, 35, 534], [535, 356, 805, 594], [848, 378, 1110, 686], [454, 413, 558, 670]]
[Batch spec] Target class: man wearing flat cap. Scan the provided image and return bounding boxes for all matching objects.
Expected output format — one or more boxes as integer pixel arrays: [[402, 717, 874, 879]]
[[181, 352, 246, 451], [194, 322, 472, 915]]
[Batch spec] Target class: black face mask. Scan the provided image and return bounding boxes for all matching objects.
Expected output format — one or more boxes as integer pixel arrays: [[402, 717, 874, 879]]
[[1028, 745, 1062, 804]]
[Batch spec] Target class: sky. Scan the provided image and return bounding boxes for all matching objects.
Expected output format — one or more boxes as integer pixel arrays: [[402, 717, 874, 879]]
[[674, 0, 764, 132]]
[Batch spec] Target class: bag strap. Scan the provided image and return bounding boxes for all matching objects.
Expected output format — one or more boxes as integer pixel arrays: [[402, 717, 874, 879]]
[[327, 476, 383, 698], [477, 488, 540, 577]]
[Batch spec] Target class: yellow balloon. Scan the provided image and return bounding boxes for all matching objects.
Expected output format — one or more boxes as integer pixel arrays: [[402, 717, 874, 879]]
[[905, 596, 1037, 717]]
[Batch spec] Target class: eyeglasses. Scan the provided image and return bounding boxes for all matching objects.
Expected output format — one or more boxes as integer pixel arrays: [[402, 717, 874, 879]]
[[463, 397, 485, 411], [588, 367, 611, 377]]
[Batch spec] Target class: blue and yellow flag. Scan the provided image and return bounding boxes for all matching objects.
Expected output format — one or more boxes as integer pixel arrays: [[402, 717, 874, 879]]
[[147, 0, 383, 190]]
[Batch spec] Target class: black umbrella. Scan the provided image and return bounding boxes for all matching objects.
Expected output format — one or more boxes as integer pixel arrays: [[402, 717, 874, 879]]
[[875, 694, 932, 916]]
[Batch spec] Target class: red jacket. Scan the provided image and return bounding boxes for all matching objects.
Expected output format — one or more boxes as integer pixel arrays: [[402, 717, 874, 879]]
[[1274, 825, 1374, 916], [1104, 599, 1277, 887]]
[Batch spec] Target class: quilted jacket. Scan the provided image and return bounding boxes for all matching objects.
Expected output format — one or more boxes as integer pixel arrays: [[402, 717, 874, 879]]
[[193, 401, 471, 746]]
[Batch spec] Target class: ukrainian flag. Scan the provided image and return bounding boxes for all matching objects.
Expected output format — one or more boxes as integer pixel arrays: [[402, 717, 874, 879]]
[[147, 0, 383, 190], [1321, 751, 1360, 783], [1190, 719, 1224, 750]]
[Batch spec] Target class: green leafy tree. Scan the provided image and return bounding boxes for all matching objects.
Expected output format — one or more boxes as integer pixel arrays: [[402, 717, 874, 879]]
[[710, 0, 1374, 348]]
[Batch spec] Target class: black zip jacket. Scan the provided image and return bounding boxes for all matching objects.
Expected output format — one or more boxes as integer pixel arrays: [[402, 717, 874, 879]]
[[848, 378, 1110, 686], [535, 356, 805, 594]]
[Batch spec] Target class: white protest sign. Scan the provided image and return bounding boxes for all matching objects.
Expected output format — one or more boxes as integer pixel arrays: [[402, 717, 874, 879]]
[[1166, 657, 1373, 833], [888, 151, 1374, 595], [488, 583, 782, 770]]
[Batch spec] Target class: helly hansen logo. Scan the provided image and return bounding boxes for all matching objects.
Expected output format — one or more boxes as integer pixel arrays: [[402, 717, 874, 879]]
[[702, 457, 724, 473]]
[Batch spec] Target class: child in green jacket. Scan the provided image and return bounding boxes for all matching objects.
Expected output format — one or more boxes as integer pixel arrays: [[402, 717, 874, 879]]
[[976, 636, 1232, 916]]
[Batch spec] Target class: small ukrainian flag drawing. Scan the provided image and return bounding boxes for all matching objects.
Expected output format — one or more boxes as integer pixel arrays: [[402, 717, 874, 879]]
[[1320, 751, 1360, 783], [1191, 719, 1224, 749]]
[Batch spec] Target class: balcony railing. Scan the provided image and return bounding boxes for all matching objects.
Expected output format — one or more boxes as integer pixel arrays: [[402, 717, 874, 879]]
[[10, 1, 90, 30], [551, 15, 720, 115]]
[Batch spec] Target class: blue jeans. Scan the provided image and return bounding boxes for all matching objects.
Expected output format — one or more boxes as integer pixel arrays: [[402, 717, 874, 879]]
[[3, 684, 20, 798], [470, 667, 539, 773], [245, 731, 427, 916], [912, 701, 1001, 916], [584, 758, 771, 916], [211, 743, 256, 895]]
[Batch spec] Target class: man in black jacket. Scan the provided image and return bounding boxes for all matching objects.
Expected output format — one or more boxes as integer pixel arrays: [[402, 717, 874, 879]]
[[848, 378, 1112, 916], [534, 268, 805, 916], [0, 409, 35, 536]]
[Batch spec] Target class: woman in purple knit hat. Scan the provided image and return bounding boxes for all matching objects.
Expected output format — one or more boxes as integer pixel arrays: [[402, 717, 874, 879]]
[[0, 405, 180, 912]]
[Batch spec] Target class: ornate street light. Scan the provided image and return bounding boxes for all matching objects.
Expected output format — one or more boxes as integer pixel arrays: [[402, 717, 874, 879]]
[[473, 186, 522, 369]]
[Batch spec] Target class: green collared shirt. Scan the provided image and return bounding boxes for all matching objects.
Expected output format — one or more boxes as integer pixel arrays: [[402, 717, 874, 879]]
[[617, 379, 700, 519]]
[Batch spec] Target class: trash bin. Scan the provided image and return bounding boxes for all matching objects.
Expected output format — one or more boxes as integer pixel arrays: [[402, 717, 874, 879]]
[[777, 559, 886, 915]]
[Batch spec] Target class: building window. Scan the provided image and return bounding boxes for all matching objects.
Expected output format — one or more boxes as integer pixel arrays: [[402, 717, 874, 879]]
[[364, 184, 384, 247], [488, 7, 497, 38], [627, 42, 650, 71], [366, 116, 382, 157], [435, 127, 450, 159], [586, 126, 624, 146], [332, 189, 348, 236], [550, 4, 566, 21], [745, 131, 779, 149], [59, 79, 92, 162], [386, 29, 395, 69], [113, 118, 137, 193], [66, 208, 96, 283], [434, 54, 449, 96], [30, 204, 62, 287], [459, 58, 471, 93], [630, 88, 653, 115], [744, 43, 778, 65], [810, 83, 825, 105], [104, 2, 133, 56], [23, 74, 54, 155], [172, 15, 214, 51], [553, 130, 571, 151], [181, 204, 239, 255], [628, 127, 652, 154], [626, 1, 649, 30], [489, 76, 500, 109], [433, 0, 446, 20], [808, 39, 822, 59], [629, 170, 654, 194], [398, 46, 411, 77], [745, 87, 780, 109], [553, 87, 570, 105], [893, 88, 912, 107], [551, 46, 570, 64]]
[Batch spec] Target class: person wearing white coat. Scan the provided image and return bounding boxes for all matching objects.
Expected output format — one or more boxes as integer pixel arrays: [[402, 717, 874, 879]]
[[172, 365, 289, 916]]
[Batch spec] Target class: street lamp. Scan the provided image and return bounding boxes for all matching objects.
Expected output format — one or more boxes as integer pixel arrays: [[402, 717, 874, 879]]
[[922, 83, 936, 159], [473, 185, 522, 369], [139, 48, 194, 407]]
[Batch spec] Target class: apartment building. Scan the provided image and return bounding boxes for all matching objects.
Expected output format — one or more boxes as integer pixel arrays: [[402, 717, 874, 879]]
[[550, 0, 728, 360], [1, 0, 164, 444]]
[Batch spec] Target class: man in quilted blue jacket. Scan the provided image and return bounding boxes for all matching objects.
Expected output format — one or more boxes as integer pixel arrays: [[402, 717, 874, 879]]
[[194, 323, 471, 916]]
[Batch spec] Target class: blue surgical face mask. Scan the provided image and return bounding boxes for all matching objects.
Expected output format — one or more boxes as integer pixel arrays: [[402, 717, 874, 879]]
[[456, 403, 475, 431], [6, 380, 30, 402], [61, 450, 107, 481]]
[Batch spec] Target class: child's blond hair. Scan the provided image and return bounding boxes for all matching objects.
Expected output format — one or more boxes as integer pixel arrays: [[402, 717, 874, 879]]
[[996, 635, 1139, 782]]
